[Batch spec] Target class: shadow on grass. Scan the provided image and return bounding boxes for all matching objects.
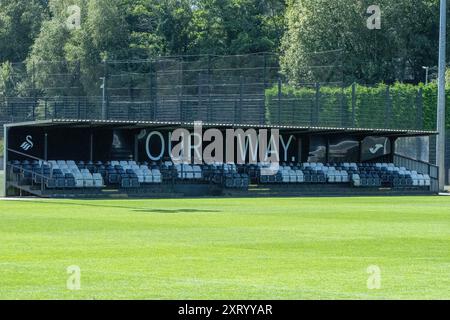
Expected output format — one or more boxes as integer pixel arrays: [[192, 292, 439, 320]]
[[9, 199, 222, 214], [132, 208, 222, 214]]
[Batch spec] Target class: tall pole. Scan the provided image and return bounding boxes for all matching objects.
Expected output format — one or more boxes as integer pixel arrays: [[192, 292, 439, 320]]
[[2, 126, 8, 197], [423, 66, 430, 85], [100, 77, 106, 120], [437, 0, 447, 191]]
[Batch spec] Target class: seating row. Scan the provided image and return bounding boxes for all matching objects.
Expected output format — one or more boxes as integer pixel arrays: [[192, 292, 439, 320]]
[[9, 160, 433, 191]]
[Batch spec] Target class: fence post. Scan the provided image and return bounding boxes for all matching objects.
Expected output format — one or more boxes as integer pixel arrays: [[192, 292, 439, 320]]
[[179, 58, 183, 122], [44, 99, 47, 120], [263, 53, 267, 89], [10, 102, 14, 122], [315, 82, 321, 126], [32, 61, 35, 95], [149, 61, 153, 120], [277, 77, 282, 125], [207, 55, 212, 122], [340, 86, 345, 127], [239, 75, 244, 124], [180, 100, 184, 122], [77, 98, 81, 119], [32, 61, 37, 121], [32, 101, 35, 121], [154, 67, 158, 121], [101, 60, 108, 120], [234, 100, 238, 125], [417, 88, 423, 130], [292, 99, 295, 126], [385, 86, 391, 128], [352, 83, 356, 127], [198, 72, 202, 121]]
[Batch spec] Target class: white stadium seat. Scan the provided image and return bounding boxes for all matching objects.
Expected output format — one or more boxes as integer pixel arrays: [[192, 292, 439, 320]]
[[93, 173, 104, 188]]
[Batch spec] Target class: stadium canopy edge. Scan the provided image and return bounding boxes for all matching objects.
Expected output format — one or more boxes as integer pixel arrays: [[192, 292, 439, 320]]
[[4, 118, 438, 138]]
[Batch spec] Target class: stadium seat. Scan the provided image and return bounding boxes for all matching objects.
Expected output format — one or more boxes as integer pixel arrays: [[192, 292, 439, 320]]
[[93, 173, 104, 188], [82, 172, 94, 187], [352, 174, 361, 187], [152, 169, 162, 183], [74, 173, 84, 188], [65, 173, 76, 188]]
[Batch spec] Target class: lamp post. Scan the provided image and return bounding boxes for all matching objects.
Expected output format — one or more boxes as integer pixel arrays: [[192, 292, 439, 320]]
[[100, 77, 106, 120], [436, 0, 447, 191], [422, 66, 430, 85]]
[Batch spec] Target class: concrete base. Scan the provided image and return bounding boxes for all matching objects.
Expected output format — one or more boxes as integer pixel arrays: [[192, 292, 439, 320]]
[[8, 182, 436, 199]]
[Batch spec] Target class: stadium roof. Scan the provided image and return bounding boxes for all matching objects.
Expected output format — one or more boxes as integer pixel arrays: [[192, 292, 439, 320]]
[[5, 119, 437, 137]]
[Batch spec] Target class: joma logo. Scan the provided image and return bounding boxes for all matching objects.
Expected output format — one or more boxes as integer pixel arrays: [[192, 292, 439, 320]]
[[369, 144, 384, 154]]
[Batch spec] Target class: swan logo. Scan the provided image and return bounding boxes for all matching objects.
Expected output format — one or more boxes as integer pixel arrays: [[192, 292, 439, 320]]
[[369, 144, 384, 154], [20, 136, 34, 151]]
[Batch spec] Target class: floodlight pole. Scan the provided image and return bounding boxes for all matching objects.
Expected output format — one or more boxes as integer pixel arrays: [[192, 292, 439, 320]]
[[437, 0, 447, 191], [422, 66, 430, 85], [2, 125, 8, 197], [100, 77, 106, 120]]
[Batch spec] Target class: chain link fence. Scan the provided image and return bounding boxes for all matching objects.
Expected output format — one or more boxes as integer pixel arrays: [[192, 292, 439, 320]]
[[0, 53, 435, 130]]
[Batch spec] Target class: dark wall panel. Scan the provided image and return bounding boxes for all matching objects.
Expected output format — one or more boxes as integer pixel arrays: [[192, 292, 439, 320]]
[[361, 136, 391, 162], [308, 136, 327, 163], [328, 136, 359, 163], [8, 127, 45, 160], [47, 128, 91, 161]]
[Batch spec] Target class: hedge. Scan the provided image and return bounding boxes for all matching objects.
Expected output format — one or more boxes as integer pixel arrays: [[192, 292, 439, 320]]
[[266, 82, 450, 131]]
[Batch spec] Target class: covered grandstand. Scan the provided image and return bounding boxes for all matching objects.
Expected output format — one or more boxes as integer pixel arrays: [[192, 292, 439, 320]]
[[0, 53, 443, 197]]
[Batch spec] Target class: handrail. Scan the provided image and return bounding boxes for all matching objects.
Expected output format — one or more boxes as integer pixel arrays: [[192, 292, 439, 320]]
[[7, 148, 48, 164], [8, 163, 50, 180], [393, 153, 438, 169], [6, 163, 49, 193], [6, 148, 52, 194], [393, 153, 439, 193]]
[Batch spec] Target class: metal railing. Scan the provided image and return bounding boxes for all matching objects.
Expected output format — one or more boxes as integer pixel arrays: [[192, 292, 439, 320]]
[[5, 148, 53, 196], [393, 153, 439, 192], [0, 85, 431, 130], [0, 54, 435, 131]]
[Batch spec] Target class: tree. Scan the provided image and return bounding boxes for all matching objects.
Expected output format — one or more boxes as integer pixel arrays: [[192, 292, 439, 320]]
[[0, 0, 49, 63], [124, 0, 194, 57], [0, 61, 16, 96], [27, 0, 130, 96], [188, 0, 285, 55], [280, 0, 440, 85]]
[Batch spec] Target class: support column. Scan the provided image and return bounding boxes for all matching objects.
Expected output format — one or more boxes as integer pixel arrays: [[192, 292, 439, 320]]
[[134, 133, 139, 162], [44, 133, 48, 161], [2, 126, 9, 197], [390, 137, 397, 163], [89, 131, 94, 162], [437, 0, 447, 191], [358, 138, 363, 163]]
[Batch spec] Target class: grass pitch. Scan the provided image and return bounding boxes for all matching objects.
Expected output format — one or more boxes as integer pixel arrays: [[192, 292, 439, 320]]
[[0, 196, 449, 300], [0, 171, 4, 197]]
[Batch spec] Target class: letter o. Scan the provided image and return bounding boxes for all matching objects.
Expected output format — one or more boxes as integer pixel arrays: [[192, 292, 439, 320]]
[[146, 131, 165, 161]]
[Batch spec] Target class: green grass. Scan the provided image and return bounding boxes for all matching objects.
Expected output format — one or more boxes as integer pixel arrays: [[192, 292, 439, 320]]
[[0, 171, 4, 197], [0, 197, 449, 300]]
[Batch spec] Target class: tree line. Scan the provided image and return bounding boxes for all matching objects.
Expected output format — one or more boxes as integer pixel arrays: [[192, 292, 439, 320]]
[[0, 0, 446, 90]]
